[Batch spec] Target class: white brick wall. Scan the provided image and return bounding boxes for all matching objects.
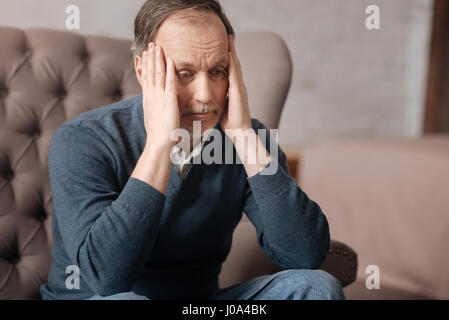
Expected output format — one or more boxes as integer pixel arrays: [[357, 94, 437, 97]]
[[222, 0, 433, 147]]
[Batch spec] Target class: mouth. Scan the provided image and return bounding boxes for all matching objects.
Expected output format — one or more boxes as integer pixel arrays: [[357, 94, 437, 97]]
[[182, 111, 216, 119]]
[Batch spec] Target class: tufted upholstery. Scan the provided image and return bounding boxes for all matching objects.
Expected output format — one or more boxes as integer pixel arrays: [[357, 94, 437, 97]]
[[0, 27, 141, 299], [0, 26, 355, 299]]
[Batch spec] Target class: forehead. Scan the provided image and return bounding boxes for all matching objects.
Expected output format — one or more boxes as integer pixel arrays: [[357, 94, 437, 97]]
[[154, 9, 229, 67]]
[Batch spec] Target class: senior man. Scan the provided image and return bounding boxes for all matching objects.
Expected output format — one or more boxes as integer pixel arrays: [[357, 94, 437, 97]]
[[40, 0, 344, 300]]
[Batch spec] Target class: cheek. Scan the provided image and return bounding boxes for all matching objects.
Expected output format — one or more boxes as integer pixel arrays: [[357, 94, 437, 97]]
[[175, 84, 189, 110], [213, 80, 229, 108]]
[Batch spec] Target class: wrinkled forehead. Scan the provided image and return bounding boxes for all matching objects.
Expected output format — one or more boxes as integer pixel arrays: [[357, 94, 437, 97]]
[[154, 10, 229, 68]]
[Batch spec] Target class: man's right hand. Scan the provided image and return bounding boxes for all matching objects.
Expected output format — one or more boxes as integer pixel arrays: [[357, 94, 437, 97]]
[[141, 42, 179, 149], [131, 43, 178, 195]]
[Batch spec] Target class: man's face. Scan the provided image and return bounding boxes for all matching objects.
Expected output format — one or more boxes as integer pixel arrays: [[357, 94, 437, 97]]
[[153, 9, 230, 137]]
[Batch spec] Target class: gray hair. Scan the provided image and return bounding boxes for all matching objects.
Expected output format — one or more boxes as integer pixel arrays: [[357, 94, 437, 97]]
[[131, 0, 235, 58]]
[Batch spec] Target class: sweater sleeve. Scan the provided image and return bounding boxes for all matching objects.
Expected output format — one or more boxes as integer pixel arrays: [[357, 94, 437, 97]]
[[48, 122, 166, 296], [241, 119, 330, 270]]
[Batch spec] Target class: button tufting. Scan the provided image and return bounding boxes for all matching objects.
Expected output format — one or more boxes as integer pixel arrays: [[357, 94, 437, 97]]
[[81, 51, 90, 62], [113, 89, 122, 101], [58, 88, 67, 99], [34, 126, 41, 137], [21, 45, 32, 57], [0, 85, 8, 99], [9, 252, 20, 265], [2, 166, 14, 181], [36, 208, 47, 222], [21, 43, 31, 55]]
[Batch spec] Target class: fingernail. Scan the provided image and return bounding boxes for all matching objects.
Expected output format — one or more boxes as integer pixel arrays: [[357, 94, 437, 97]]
[[156, 45, 160, 54], [148, 42, 154, 52]]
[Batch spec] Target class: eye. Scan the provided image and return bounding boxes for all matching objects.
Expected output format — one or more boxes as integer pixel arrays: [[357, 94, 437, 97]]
[[211, 69, 227, 77], [177, 71, 193, 79]]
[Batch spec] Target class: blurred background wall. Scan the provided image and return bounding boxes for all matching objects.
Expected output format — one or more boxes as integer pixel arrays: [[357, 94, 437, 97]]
[[0, 0, 433, 147]]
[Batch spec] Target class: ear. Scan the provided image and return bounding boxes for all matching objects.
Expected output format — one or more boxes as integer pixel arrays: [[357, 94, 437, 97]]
[[134, 54, 144, 87]]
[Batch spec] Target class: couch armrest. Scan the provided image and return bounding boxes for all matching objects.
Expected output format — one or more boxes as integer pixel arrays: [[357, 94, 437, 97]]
[[319, 240, 358, 287]]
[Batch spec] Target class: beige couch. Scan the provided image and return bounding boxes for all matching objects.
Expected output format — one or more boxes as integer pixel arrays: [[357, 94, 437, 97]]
[[298, 135, 449, 299], [0, 26, 356, 299]]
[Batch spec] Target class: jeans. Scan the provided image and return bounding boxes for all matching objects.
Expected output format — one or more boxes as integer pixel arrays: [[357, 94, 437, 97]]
[[86, 269, 345, 300]]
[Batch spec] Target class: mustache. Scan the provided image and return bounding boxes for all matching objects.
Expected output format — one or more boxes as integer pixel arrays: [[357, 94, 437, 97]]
[[181, 104, 219, 117]]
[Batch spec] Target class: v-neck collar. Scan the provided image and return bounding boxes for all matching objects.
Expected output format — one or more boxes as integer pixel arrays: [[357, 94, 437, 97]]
[[168, 122, 225, 188], [135, 95, 227, 189]]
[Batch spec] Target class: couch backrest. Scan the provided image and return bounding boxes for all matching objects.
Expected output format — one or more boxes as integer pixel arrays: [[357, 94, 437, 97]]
[[0, 27, 292, 299]]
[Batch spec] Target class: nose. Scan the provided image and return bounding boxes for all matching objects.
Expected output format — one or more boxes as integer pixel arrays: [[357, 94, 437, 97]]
[[192, 73, 214, 105]]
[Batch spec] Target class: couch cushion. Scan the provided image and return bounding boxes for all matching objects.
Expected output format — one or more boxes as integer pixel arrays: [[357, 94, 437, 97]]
[[299, 135, 449, 299]]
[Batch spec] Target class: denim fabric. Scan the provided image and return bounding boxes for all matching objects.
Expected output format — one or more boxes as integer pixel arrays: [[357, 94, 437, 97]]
[[87, 270, 345, 300], [87, 291, 150, 300], [209, 270, 345, 300]]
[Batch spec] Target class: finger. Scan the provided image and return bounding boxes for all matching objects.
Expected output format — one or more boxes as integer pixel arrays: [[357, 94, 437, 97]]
[[228, 50, 239, 88], [155, 45, 166, 91], [140, 51, 147, 84], [145, 42, 155, 93], [165, 57, 175, 94], [229, 38, 241, 69], [229, 38, 243, 82]]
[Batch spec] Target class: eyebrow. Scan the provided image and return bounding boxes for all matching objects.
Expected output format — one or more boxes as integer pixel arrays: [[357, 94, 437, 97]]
[[175, 57, 229, 70]]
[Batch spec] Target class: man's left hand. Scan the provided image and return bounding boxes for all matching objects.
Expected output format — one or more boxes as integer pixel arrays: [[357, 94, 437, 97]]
[[220, 35, 253, 133], [220, 35, 272, 177]]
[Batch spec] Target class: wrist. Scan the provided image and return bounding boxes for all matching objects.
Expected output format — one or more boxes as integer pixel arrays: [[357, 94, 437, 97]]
[[224, 125, 254, 139], [131, 138, 172, 195], [144, 141, 172, 156], [144, 136, 174, 151], [225, 127, 257, 140]]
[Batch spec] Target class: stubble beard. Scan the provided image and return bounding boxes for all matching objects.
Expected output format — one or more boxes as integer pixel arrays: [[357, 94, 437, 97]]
[[180, 103, 225, 144]]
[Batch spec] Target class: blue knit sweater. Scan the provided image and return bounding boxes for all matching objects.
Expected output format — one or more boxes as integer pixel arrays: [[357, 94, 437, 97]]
[[40, 95, 330, 300]]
